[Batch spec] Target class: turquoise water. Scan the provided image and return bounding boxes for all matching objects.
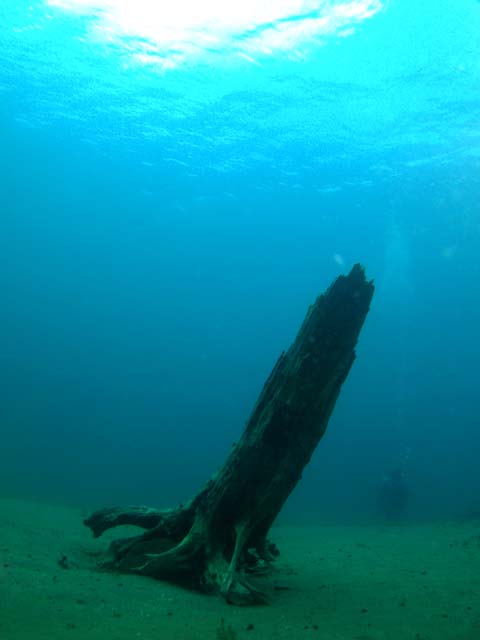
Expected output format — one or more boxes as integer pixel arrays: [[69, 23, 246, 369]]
[[2, 2, 479, 174], [1, 0, 480, 522]]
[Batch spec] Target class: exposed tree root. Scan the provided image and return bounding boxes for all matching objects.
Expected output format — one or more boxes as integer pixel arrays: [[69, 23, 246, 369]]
[[84, 265, 374, 604]]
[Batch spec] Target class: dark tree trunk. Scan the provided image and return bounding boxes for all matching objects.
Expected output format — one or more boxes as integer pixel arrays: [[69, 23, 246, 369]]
[[84, 264, 374, 604]]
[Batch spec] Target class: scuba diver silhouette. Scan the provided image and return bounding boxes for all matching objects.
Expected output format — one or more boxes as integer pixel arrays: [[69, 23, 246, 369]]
[[378, 467, 409, 522]]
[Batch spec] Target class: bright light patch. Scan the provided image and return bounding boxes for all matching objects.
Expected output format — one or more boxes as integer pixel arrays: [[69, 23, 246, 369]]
[[46, 0, 385, 69]]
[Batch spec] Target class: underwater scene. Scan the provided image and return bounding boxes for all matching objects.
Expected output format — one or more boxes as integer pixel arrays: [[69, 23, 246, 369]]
[[1, 0, 480, 638]]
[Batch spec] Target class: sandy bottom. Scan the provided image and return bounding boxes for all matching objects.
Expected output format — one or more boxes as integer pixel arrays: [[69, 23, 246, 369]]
[[1, 497, 479, 640]]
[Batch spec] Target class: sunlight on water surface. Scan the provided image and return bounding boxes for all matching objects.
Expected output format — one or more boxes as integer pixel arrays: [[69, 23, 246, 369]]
[[46, 0, 386, 69]]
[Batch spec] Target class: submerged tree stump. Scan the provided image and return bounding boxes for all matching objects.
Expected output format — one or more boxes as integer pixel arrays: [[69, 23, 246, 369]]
[[84, 264, 374, 604]]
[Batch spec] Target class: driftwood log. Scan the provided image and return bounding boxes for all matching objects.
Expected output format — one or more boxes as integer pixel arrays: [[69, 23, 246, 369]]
[[84, 264, 374, 604]]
